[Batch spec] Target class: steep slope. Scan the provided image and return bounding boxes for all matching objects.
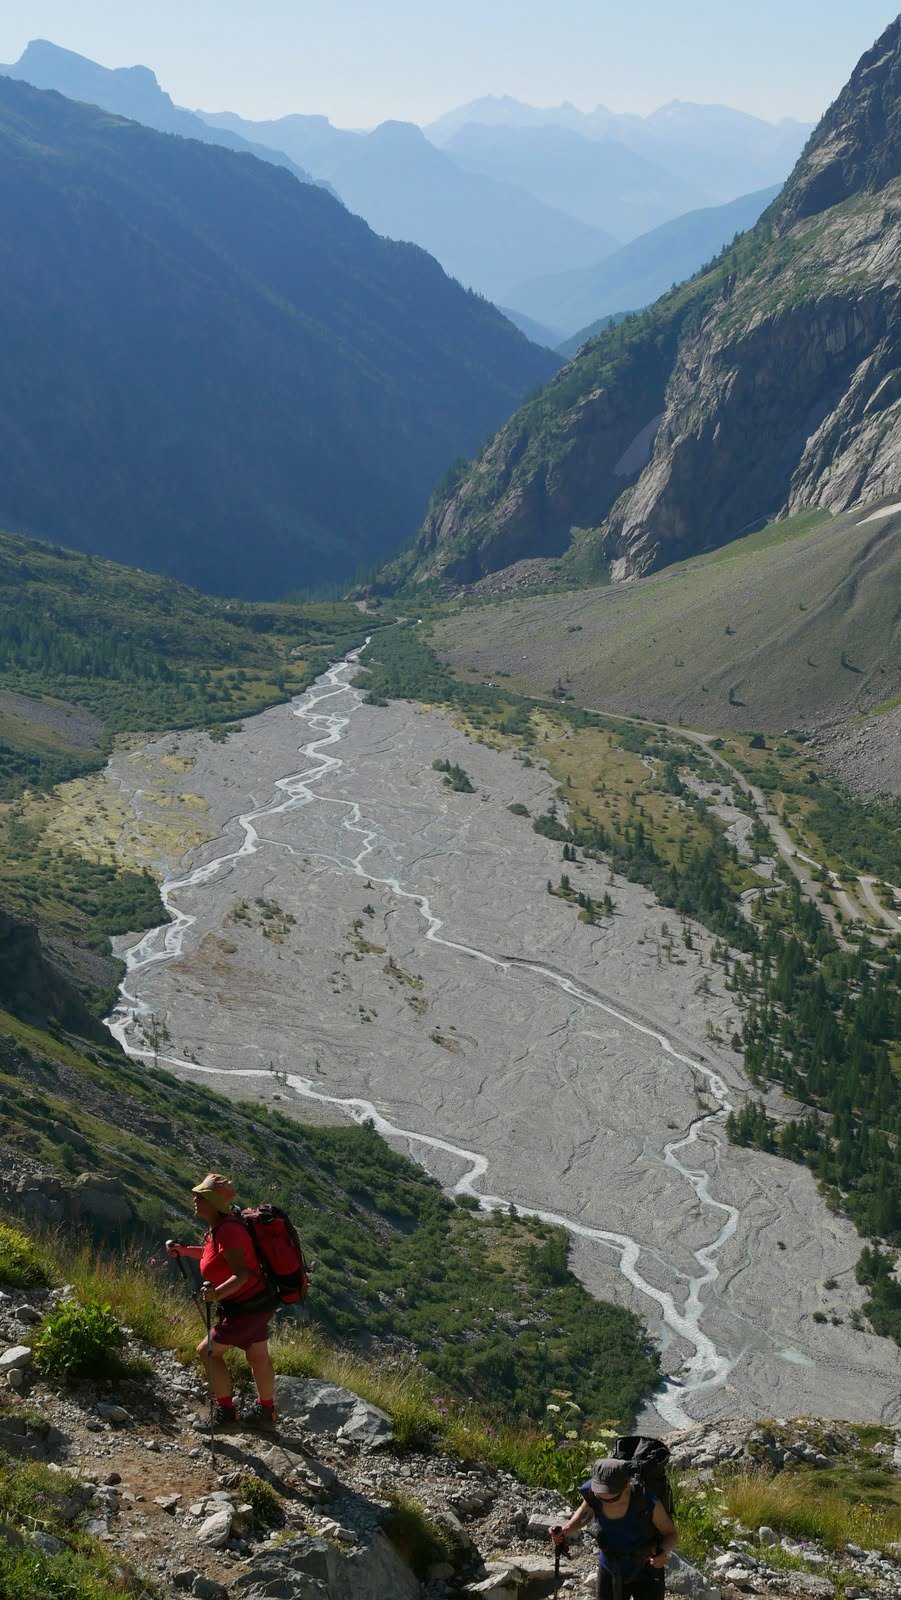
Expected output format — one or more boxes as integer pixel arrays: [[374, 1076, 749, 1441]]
[[0, 76, 557, 599], [507, 186, 780, 336], [431, 505, 901, 734], [200, 109, 619, 303], [0, 38, 319, 186], [391, 19, 900, 590]]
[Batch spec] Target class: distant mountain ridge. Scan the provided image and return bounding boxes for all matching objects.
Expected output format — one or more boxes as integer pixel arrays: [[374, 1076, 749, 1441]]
[[386, 17, 900, 592], [199, 107, 619, 303], [426, 95, 812, 206], [0, 75, 557, 599], [0, 38, 321, 188], [508, 186, 781, 336]]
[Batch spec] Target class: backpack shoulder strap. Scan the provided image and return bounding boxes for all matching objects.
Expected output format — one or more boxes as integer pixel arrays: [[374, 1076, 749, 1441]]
[[632, 1486, 659, 1551]]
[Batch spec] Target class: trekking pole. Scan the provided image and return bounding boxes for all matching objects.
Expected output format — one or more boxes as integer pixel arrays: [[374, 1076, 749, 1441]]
[[551, 1528, 569, 1598], [167, 1245, 216, 1469], [201, 1283, 217, 1471]]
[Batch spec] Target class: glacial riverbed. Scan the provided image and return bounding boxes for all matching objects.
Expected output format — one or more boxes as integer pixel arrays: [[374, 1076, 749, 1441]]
[[104, 653, 901, 1428]]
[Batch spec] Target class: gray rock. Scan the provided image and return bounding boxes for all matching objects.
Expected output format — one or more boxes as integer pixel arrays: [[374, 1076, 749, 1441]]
[[30, 1529, 65, 1556], [0, 1346, 32, 1371], [4, 1368, 24, 1389], [154, 1493, 181, 1512], [668, 1553, 722, 1600], [233, 1528, 419, 1600], [96, 1403, 130, 1424], [758, 1527, 779, 1546], [197, 1508, 234, 1548], [172, 1570, 198, 1591], [0, 1522, 24, 1549], [192, 1579, 228, 1600], [274, 1377, 393, 1450], [13, 1305, 42, 1324], [85, 1517, 109, 1537], [72, 1172, 135, 1229]]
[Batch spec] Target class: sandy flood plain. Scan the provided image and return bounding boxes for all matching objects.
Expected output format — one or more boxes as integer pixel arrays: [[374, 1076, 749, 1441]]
[[102, 662, 901, 1428]]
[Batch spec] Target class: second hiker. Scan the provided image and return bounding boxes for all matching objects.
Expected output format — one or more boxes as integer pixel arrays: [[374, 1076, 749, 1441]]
[[550, 1457, 678, 1600], [166, 1172, 279, 1430]]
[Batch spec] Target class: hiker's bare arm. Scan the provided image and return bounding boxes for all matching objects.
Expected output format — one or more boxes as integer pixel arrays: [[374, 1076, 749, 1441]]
[[648, 1502, 678, 1566], [550, 1499, 593, 1544], [202, 1244, 251, 1302], [166, 1242, 203, 1260]]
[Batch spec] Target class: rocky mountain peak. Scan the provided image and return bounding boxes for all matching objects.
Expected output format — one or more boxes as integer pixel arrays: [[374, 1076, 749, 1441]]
[[775, 16, 900, 230]]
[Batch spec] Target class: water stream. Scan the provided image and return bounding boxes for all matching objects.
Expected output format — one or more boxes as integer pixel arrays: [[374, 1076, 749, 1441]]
[[107, 650, 742, 1427]]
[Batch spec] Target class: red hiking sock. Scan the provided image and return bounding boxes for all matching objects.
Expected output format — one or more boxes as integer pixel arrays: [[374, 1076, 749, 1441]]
[[216, 1395, 235, 1411], [259, 1398, 275, 1412]]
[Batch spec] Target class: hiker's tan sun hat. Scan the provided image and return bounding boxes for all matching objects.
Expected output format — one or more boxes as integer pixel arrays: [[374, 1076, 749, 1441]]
[[190, 1173, 236, 1212]]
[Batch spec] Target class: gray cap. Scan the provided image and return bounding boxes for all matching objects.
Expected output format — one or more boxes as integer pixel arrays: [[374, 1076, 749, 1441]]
[[590, 1459, 631, 1498]]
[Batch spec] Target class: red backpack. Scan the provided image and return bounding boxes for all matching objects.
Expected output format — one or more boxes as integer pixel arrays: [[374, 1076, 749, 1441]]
[[233, 1204, 309, 1304]]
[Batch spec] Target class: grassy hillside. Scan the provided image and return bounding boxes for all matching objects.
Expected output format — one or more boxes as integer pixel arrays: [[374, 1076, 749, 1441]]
[[0, 528, 384, 1014], [430, 506, 901, 732], [0, 75, 555, 599], [0, 997, 658, 1427]]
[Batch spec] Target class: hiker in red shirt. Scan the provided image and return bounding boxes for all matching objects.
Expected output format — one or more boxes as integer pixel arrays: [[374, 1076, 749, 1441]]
[[166, 1173, 278, 1430]]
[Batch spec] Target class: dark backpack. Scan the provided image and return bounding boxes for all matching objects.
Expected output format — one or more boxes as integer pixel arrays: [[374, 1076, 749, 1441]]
[[582, 1436, 673, 1552], [231, 1204, 309, 1304], [613, 1436, 673, 1518]]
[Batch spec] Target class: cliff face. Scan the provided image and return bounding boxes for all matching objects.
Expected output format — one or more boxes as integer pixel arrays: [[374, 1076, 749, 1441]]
[[394, 18, 901, 590]]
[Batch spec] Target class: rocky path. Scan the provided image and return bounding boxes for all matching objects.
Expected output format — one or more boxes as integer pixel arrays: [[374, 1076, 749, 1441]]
[[2, 1287, 900, 1600]]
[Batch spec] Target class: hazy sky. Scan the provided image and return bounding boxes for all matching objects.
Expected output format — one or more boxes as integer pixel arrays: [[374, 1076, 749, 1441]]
[[0, 1, 897, 126]]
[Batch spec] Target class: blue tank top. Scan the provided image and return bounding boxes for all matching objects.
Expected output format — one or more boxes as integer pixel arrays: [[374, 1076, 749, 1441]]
[[580, 1484, 659, 1577]]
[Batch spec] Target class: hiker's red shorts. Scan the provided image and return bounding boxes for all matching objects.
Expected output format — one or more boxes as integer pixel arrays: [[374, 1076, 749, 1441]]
[[210, 1309, 272, 1350]]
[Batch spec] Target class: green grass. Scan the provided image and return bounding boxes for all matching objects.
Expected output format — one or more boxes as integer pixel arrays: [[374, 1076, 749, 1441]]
[[431, 503, 899, 735], [0, 526, 381, 801], [383, 1491, 456, 1577], [0, 1457, 134, 1600], [722, 1471, 901, 1552], [0, 1008, 659, 1427], [0, 1222, 52, 1288]]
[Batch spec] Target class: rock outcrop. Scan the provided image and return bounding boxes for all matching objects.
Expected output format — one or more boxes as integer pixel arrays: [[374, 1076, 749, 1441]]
[[388, 18, 900, 592]]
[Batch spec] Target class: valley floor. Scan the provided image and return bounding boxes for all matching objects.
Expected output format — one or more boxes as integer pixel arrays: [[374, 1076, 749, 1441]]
[[85, 659, 900, 1430]]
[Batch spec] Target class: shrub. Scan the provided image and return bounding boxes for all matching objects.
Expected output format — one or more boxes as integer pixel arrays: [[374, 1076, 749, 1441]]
[[0, 1221, 51, 1289], [32, 1301, 127, 1383], [238, 1474, 283, 1529], [383, 1490, 455, 1577]]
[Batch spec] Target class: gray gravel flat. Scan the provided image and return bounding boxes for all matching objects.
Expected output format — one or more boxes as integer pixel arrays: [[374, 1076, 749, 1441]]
[[104, 659, 901, 1429]]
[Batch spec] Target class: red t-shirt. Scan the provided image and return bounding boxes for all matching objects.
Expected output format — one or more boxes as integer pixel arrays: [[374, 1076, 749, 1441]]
[[199, 1218, 265, 1304]]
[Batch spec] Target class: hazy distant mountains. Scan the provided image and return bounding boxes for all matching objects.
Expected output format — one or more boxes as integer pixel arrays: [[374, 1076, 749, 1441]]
[[3, 39, 811, 321], [0, 39, 320, 188], [0, 75, 557, 599], [201, 110, 618, 305], [426, 94, 812, 206], [511, 186, 781, 338]]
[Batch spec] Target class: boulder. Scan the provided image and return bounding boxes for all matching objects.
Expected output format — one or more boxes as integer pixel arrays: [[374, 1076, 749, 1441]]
[[758, 1526, 779, 1545], [96, 1403, 130, 1424], [667, 1553, 722, 1600], [274, 1377, 393, 1450], [30, 1529, 65, 1556], [192, 1579, 228, 1600], [233, 1528, 419, 1600], [479, 1553, 560, 1598], [72, 1173, 135, 1229], [0, 1346, 32, 1372], [196, 1508, 233, 1548]]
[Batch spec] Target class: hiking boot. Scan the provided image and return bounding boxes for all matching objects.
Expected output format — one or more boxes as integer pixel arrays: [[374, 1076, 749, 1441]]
[[210, 1403, 240, 1430], [241, 1402, 278, 1432]]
